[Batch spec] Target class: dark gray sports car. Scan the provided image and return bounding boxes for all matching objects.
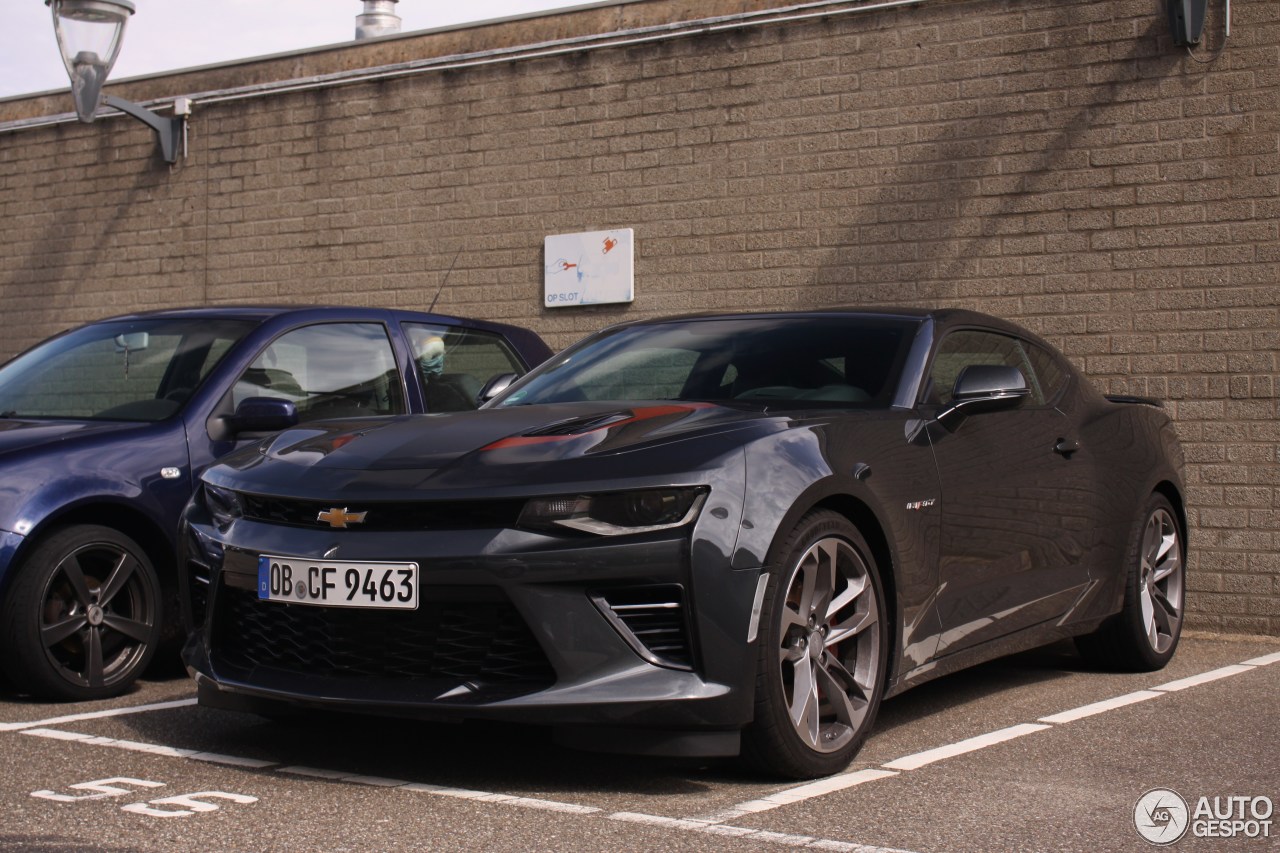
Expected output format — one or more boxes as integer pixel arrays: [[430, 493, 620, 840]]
[[180, 309, 1186, 778]]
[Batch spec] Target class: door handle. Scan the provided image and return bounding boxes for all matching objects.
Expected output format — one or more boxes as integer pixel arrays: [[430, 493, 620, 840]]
[[1054, 438, 1080, 458]]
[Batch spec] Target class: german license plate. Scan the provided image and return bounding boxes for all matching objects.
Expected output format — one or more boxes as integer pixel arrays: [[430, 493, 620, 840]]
[[257, 556, 419, 610]]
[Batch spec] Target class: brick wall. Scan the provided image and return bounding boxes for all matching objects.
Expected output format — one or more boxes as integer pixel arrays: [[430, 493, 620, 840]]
[[1, 0, 1277, 633]]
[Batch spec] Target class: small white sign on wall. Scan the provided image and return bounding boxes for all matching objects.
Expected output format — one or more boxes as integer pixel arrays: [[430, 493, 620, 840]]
[[544, 228, 634, 308]]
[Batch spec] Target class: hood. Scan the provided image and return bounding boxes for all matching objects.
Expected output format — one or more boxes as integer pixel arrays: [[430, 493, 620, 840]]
[[0, 418, 148, 458], [261, 403, 771, 471], [208, 402, 786, 497]]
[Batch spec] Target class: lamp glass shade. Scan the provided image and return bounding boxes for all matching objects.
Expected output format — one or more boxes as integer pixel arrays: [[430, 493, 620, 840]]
[[48, 0, 135, 123]]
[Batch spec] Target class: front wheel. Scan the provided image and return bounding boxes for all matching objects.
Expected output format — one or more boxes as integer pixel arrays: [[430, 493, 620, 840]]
[[0, 525, 161, 700], [1076, 494, 1185, 671], [744, 511, 888, 779]]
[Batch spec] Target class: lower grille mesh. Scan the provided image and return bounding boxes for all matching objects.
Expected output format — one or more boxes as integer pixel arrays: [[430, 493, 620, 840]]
[[212, 586, 555, 689]]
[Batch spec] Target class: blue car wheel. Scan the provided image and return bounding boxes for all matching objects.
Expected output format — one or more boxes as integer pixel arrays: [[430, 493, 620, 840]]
[[0, 525, 161, 700]]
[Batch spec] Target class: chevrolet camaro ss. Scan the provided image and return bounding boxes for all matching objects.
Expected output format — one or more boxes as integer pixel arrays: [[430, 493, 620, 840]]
[[180, 309, 1186, 778]]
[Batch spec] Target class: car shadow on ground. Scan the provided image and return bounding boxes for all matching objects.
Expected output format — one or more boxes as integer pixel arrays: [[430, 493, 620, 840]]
[[95, 643, 1103, 796]]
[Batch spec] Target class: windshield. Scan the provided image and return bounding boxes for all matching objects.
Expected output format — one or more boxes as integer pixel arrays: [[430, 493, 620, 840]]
[[498, 316, 918, 409], [0, 318, 257, 422]]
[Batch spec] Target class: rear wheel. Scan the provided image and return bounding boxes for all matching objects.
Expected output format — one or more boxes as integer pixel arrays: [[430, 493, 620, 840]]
[[744, 511, 888, 779], [0, 525, 161, 700], [1077, 494, 1185, 671]]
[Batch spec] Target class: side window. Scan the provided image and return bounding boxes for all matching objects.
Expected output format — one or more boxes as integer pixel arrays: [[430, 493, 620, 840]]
[[1025, 343, 1069, 403], [233, 324, 405, 420], [927, 330, 1044, 406], [404, 324, 525, 413]]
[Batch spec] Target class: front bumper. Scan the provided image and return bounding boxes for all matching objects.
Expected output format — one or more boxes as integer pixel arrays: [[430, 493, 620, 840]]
[[180, 505, 764, 742]]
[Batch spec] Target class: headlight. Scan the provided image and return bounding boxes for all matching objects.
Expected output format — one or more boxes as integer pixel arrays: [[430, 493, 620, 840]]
[[203, 483, 243, 530], [518, 487, 708, 536]]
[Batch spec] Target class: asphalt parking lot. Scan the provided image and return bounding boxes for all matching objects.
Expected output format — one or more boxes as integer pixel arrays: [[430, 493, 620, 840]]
[[1, 632, 1276, 853]]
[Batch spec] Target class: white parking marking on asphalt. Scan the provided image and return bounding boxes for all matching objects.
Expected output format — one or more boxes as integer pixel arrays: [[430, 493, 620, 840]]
[[402, 783, 603, 814], [31, 777, 166, 802], [1036, 689, 1164, 724], [0, 698, 197, 732], [609, 811, 921, 852], [707, 651, 1277, 820], [18, 727, 92, 741], [699, 768, 899, 823], [188, 752, 277, 769], [1151, 664, 1255, 692], [1241, 651, 1280, 666], [882, 723, 1050, 772], [344, 775, 407, 788], [276, 765, 347, 779]]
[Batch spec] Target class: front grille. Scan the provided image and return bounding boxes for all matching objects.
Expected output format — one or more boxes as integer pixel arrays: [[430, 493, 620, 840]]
[[211, 585, 555, 693], [237, 494, 525, 531], [594, 585, 693, 670]]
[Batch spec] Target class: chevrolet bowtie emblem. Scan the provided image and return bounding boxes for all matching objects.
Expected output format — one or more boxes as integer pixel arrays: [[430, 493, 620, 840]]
[[317, 507, 367, 528]]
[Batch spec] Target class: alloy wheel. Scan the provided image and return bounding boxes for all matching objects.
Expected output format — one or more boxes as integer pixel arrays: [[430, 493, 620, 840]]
[[1139, 507, 1183, 655], [39, 541, 156, 690], [776, 536, 882, 754]]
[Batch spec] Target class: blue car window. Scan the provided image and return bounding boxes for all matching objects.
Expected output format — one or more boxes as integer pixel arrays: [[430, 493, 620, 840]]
[[403, 323, 525, 413], [0, 319, 255, 422], [232, 323, 405, 420]]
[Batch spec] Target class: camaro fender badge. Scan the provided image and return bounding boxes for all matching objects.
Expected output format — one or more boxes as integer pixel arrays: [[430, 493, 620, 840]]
[[317, 507, 368, 528], [906, 499, 937, 511]]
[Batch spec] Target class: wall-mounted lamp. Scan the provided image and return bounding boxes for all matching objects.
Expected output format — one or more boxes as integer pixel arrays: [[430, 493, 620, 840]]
[[47, 0, 188, 163]]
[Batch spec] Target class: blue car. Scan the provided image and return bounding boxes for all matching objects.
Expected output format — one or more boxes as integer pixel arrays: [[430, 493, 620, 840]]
[[0, 306, 551, 700]]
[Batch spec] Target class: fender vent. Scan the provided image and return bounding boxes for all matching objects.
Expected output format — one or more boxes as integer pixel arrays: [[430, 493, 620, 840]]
[[593, 585, 693, 671]]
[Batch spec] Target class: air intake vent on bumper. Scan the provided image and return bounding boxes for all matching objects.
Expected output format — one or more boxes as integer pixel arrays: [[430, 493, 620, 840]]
[[593, 585, 693, 671]]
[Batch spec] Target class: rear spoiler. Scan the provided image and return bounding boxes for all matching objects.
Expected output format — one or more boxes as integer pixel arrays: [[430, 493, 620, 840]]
[[1105, 394, 1164, 408]]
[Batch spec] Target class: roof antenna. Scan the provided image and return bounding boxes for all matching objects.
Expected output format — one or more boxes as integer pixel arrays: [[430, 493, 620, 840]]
[[427, 248, 462, 315]]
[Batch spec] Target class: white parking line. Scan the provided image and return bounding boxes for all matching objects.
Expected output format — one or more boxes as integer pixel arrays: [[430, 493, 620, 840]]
[[708, 650, 1275, 821], [1151, 664, 1255, 692], [0, 698, 197, 732], [882, 723, 1050, 771], [5, 647, 1277, 852], [1242, 651, 1280, 666], [1037, 689, 1164, 724]]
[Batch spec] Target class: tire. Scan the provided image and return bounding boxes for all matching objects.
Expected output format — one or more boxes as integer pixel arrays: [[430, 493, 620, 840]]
[[0, 525, 162, 700], [1076, 494, 1185, 672], [743, 510, 889, 779]]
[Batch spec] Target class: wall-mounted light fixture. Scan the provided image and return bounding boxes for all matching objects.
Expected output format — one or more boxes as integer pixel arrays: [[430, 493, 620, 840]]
[[47, 0, 188, 163]]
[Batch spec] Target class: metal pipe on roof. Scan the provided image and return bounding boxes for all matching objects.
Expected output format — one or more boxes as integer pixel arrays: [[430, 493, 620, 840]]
[[355, 0, 401, 40]]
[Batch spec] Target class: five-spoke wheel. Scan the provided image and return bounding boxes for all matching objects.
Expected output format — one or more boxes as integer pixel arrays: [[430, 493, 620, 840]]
[[1, 525, 160, 700]]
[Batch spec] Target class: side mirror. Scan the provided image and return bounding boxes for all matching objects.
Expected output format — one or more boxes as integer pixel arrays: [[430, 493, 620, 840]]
[[213, 396, 299, 440], [477, 372, 518, 405], [937, 365, 1030, 431]]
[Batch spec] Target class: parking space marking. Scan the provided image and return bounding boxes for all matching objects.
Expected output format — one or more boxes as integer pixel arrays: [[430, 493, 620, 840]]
[[1242, 651, 1280, 667], [0, 698, 197, 732], [1151, 664, 1255, 692], [5, 648, 1276, 851], [882, 723, 1050, 771], [609, 811, 920, 852], [701, 768, 899, 823], [708, 650, 1275, 822], [1036, 689, 1163, 724]]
